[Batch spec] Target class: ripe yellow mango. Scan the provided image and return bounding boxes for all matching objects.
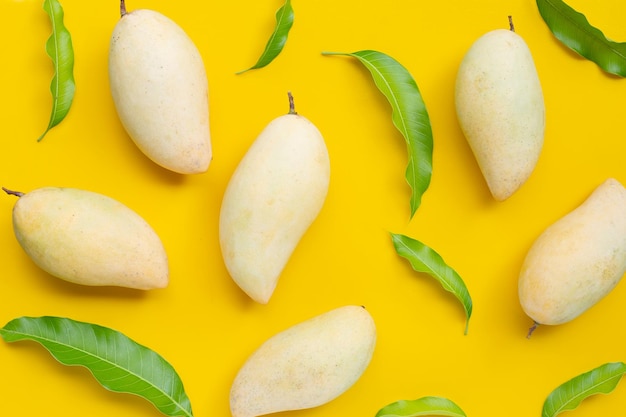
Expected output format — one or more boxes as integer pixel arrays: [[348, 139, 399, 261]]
[[455, 22, 545, 201], [108, 3, 211, 174], [219, 94, 330, 304], [230, 305, 376, 417], [519, 178, 626, 333], [5, 187, 168, 290]]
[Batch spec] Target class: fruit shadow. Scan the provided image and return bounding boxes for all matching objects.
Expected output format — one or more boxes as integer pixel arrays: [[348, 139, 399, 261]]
[[129, 148, 192, 187], [111, 124, 202, 187], [53, 279, 150, 299], [20, 257, 150, 301]]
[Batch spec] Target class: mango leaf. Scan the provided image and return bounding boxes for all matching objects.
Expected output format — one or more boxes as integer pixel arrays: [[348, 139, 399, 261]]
[[0, 316, 193, 417], [237, 0, 294, 74], [536, 0, 626, 77], [376, 396, 467, 417], [322, 50, 433, 219], [542, 362, 626, 417], [391, 233, 472, 334], [38, 0, 75, 141]]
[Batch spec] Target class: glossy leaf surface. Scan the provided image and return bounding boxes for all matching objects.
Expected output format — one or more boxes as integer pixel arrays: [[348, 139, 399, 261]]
[[323, 50, 433, 218], [376, 396, 467, 417], [542, 362, 626, 417], [237, 0, 294, 73], [391, 233, 472, 334], [537, 0, 626, 77], [0, 316, 193, 417], [39, 0, 75, 141]]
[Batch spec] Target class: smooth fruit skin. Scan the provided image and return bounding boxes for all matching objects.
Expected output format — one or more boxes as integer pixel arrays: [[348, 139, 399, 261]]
[[230, 305, 376, 417], [455, 28, 545, 201], [219, 111, 330, 304], [109, 9, 211, 174], [10, 187, 168, 290], [519, 178, 626, 326]]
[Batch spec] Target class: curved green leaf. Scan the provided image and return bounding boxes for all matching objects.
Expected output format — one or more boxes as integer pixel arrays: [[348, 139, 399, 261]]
[[322, 50, 433, 218], [38, 0, 75, 141], [237, 0, 294, 74], [376, 396, 467, 417], [0, 316, 193, 417], [542, 362, 626, 417], [537, 0, 626, 77], [391, 233, 472, 334]]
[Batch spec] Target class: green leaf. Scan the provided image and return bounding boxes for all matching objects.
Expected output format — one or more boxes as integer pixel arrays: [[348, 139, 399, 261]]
[[391, 233, 472, 334], [536, 0, 626, 77], [542, 362, 626, 417], [376, 396, 467, 417], [322, 50, 433, 218], [0, 316, 193, 417], [237, 0, 294, 74], [38, 0, 76, 141]]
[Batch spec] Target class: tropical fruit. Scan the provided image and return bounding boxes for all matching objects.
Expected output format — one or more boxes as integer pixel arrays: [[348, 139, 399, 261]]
[[455, 18, 545, 200], [230, 305, 376, 417], [519, 178, 626, 336], [219, 93, 330, 303], [4, 186, 168, 290], [109, 1, 211, 174]]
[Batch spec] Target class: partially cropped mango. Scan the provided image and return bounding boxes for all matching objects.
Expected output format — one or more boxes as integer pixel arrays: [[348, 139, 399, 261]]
[[519, 178, 626, 336], [4, 186, 168, 290], [108, 1, 211, 174], [455, 19, 545, 201], [219, 93, 330, 304], [230, 305, 376, 417]]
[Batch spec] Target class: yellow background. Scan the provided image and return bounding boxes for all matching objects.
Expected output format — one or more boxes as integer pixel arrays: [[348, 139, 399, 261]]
[[1, 0, 625, 416]]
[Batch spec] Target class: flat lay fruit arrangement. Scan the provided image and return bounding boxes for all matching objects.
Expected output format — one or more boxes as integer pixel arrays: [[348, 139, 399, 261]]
[[1, 0, 625, 416]]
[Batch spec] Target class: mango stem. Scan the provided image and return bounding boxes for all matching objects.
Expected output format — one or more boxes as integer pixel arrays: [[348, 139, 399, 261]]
[[287, 91, 297, 115], [526, 321, 540, 339], [2, 187, 24, 197]]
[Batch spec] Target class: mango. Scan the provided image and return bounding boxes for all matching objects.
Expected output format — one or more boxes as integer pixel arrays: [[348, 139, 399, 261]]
[[519, 178, 626, 335], [230, 305, 376, 417], [108, 1, 211, 174], [219, 93, 330, 304], [455, 19, 545, 201], [4, 186, 168, 290]]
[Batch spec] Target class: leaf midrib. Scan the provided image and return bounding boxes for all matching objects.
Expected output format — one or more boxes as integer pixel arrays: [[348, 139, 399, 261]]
[[394, 237, 454, 292], [541, 0, 626, 62], [357, 53, 411, 147], [1, 327, 191, 417], [46, 0, 61, 111], [265, 0, 292, 54], [549, 373, 624, 416]]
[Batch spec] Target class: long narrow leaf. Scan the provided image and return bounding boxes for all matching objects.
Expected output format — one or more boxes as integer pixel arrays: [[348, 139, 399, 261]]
[[376, 396, 467, 417], [0, 316, 193, 417], [38, 0, 75, 141], [537, 0, 626, 77], [542, 362, 626, 417], [322, 50, 433, 219], [237, 0, 294, 74], [391, 233, 472, 334]]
